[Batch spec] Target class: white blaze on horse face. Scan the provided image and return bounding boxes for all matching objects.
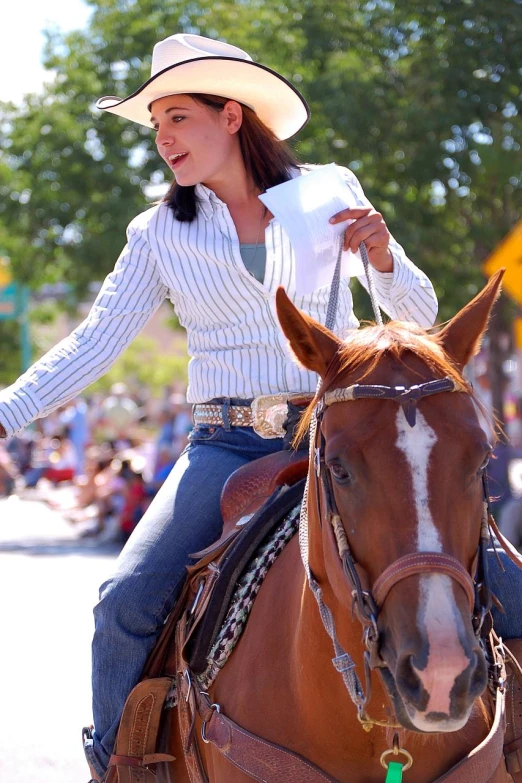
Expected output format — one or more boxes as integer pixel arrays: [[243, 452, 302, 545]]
[[414, 574, 471, 726], [395, 408, 470, 727], [395, 407, 439, 551]]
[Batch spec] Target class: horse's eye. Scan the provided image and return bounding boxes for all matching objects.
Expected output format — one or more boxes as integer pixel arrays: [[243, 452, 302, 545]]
[[329, 462, 351, 483]]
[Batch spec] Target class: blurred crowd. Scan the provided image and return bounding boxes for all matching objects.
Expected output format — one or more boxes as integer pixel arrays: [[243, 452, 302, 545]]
[[0, 383, 192, 544]]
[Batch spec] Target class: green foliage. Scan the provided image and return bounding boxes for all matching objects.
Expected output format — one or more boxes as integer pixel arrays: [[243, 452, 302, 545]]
[[0, 319, 25, 382], [0, 0, 520, 326]]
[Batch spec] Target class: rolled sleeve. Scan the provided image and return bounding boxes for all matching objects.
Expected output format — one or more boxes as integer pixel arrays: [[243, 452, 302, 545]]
[[370, 245, 438, 328], [0, 217, 168, 437]]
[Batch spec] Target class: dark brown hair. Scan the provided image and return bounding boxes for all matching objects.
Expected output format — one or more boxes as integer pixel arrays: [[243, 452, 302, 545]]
[[161, 93, 300, 221]]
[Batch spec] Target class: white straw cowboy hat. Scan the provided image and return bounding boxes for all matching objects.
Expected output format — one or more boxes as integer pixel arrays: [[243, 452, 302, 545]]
[[97, 33, 310, 140]]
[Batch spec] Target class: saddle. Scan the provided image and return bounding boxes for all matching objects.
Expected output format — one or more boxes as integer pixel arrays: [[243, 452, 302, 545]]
[[143, 450, 307, 683], [220, 447, 308, 526], [188, 478, 304, 674]]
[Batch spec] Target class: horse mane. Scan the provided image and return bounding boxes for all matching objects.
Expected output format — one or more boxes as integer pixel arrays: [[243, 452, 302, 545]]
[[295, 320, 475, 445]]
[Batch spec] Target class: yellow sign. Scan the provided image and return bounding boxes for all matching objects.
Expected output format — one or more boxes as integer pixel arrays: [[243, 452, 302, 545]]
[[0, 258, 12, 287], [483, 219, 522, 307]]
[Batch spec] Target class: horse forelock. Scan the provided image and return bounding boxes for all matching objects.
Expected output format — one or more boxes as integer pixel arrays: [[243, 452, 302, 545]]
[[294, 320, 472, 446], [334, 320, 466, 388]]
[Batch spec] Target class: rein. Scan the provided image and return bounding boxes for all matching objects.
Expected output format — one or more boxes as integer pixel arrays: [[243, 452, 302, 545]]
[[299, 373, 496, 732]]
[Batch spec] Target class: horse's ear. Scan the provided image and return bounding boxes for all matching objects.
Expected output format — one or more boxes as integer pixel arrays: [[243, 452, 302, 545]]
[[437, 270, 504, 369], [276, 286, 342, 377]]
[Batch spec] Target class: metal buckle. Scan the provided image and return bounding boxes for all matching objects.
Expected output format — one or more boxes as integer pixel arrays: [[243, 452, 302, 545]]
[[201, 703, 221, 743], [184, 670, 193, 703], [314, 447, 321, 476], [251, 394, 289, 439], [190, 580, 205, 616], [380, 733, 413, 771]]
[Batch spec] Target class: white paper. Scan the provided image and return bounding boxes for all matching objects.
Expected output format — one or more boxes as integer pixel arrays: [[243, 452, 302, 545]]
[[259, 164, 365, 295]]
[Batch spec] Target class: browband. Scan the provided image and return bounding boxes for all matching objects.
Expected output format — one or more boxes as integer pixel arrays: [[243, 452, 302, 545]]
[[321, 376, 469, 427]]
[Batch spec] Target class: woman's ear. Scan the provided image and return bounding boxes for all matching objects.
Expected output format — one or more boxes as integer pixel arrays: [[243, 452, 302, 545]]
[[222, 100, 243, 135]]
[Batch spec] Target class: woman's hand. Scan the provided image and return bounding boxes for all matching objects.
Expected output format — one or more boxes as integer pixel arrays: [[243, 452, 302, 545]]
[[329, 207, 393, 272]]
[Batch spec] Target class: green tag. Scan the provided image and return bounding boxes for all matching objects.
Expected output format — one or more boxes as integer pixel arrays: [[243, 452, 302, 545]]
[[385, 761, 403, 783]]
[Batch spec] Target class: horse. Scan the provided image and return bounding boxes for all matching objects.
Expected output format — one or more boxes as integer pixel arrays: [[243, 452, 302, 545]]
[[155, 270, 514, 783]]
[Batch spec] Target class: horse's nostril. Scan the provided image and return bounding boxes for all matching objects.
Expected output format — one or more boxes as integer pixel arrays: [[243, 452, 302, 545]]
[[396, 653, 429, 712], [467, 649, 488, 698]]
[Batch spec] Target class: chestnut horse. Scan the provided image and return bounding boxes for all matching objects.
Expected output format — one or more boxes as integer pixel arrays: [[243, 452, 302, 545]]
[[168, 270, 511, 783]]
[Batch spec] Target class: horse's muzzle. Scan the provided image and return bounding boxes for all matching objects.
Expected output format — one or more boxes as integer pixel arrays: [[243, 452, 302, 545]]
[[394, 646, 488, 731]]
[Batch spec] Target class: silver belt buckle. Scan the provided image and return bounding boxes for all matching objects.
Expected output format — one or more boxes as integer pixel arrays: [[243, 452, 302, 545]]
[[251, 394, 289, 439]]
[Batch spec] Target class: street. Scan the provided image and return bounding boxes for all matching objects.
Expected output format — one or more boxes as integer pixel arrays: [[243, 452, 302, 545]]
[[0, 494, 119, 783]]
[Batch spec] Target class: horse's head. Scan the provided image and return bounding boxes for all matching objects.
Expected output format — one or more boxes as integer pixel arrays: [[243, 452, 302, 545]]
[[276, 271, 504, 734]]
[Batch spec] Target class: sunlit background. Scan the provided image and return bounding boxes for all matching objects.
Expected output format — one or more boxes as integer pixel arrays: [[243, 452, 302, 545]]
[[0, 1, 92, 103]]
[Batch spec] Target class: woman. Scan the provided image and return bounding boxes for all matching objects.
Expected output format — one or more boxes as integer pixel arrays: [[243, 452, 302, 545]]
[[0, 33, 519, 782]]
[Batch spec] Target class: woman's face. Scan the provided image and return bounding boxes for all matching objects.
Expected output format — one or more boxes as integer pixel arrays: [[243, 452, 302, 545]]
[[150, 95, 241, 188]]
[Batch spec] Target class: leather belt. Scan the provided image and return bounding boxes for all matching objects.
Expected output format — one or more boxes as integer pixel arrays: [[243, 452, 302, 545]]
[[193, 393, 313, 439], [193, 401, 254, 429]]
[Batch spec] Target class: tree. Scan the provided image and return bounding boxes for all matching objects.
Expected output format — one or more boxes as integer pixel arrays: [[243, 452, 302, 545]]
[[0, 0, 520, 403]]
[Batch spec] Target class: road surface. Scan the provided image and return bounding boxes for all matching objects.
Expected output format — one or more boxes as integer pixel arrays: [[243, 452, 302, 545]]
[[0, 492, 119, 782]]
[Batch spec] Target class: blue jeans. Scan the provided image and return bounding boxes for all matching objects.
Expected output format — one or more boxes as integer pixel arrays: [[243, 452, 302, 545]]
[[87, 425, 522, 777], [88, 425, 284, 777], [489, 547, 522, 639]]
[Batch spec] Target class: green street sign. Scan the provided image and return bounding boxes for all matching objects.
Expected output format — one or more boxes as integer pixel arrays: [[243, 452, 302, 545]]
[[0, 282, 24, 320], [0, 282, 31, 370]]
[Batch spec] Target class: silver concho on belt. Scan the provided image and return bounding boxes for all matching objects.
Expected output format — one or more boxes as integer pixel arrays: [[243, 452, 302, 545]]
[[251, 394, 292, 439]]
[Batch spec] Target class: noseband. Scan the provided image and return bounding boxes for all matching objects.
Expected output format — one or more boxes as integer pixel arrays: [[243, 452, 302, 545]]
[[300, 374, 494, 730]]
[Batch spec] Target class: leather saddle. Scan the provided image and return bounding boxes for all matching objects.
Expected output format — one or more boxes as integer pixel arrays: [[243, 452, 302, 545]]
[[180, 447, 308, 673], [186, 473, 307, 674], [144, 447, 308, 682], [220, 446, 308, 527]]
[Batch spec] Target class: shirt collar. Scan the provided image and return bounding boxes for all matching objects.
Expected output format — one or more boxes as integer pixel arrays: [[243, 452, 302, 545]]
[[195, 166, 302, 221], [194, 183, 215, 221]]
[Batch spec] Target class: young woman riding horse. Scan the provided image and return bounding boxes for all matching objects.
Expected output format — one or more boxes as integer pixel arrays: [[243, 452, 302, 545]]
[[0, 32, 519, 782]]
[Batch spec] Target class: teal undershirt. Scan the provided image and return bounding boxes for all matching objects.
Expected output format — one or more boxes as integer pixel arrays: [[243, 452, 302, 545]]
[[239, 243, 266, 284]]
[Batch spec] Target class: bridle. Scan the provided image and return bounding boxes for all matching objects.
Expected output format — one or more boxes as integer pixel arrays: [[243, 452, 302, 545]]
[[299, 373, 496, 731]]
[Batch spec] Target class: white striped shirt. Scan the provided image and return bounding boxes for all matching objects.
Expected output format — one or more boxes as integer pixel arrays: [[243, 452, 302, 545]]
[[0, 165, 438, 437]]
